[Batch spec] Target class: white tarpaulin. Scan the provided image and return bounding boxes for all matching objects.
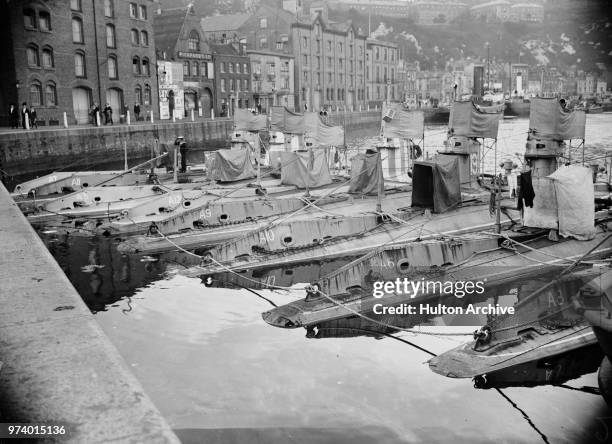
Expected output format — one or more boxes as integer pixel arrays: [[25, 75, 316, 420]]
[[529, 98, 586, 140], [279, 150, 332, 189], [523, 165, 595, 240], [550, 165, 595, 240], [234, 108, 268, 131], [523, 177, 558, 230]]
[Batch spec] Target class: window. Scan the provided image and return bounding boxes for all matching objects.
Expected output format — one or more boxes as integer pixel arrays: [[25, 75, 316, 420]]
[[138, 5, 147, 20], [188, 30, 199, 51], [129, 3, 137, 18], [303, 71, 308, 82], [42, 47, 54, 69], [282, 77, 289, 89], [281, 61, 288, 72], [220, 62, 225, 73], [230, 79, 235, 91], [267, 63, 274, 74], [106, 24, 116, 48], [24, 8, 36, 28], [243, 79, 248, 91], [132, 56, 140, 75], [108, 55, 117, 79], [104, 0, 113, 17], [140, 31, 148, 46], [384, 48, 387, 61], [236, 63, 241, 74], [259, 17, 267, 28], [221, 79, 226, 92], [30, 81, 42, 106], [72, 17, 83, 43], [75, 52, 86, 77], [191, 61, 198, 77], [71, 0, 81, 11], [134, 86, 142, 105], [327, 40, 331, 51], [302, 36, 308, 48], [131, 29, 139, 45], [243, 63, 248, 74], [375, 47, 379, 60], [338, 42, 343, 53], [259, 37, 267, 49], [144, 84, 151, 105], [39, 11, 51, 31], [142, 58, 150, 76], [253, 63, 260, 74], [183, 61, 190, 76], [27, 45, 40, 67], [202, 62, 208, 77], [276, 42, 283, 50], [303, 54, 308, 65], [46, 82, 57, 106], [229, 63, 233, 73]]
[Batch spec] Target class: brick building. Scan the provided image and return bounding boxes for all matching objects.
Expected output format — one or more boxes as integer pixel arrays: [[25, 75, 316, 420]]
[[209, 43, 252, 117], [249, 50, 295, 112], [366, 38, 400, 108], [154, 5, 215, 118], [0, 0, 158, 126]]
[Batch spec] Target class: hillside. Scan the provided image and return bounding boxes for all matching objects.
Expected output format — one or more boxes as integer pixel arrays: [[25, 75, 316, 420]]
[[329, 0, 612, 72]]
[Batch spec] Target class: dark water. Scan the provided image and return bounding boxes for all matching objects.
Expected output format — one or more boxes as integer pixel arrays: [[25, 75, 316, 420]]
[[39, 114, 612, 443]]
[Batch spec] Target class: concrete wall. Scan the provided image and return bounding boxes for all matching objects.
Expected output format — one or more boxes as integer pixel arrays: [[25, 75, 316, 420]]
[[0, 183, 180, 444], [0, 118, 234, 177]]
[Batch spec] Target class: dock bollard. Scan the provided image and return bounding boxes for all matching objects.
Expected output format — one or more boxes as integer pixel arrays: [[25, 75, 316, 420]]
[[96, 111, 101, 126], [191, 109, 195, 122], [211, 109, 215, 120], [150, 111, 154, 123], [127, 110, 131, 125], [172, 112, 176, 123], [63, 112, 68, 128]]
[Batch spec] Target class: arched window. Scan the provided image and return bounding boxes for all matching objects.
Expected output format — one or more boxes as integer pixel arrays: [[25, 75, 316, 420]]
[[104, 0, 113, 17], [132, 56, 140, 75], [106, 24, 116, 48], [140, 31, 149, 47], [23, 8, 36, 28], [72, 17, 83, 43], [131, 29, 139, 45], [191, 61, 198, 77], [29, 80, 42, 106], [70, 0, 81, 11], [108, 55, 118, 79], [144, 84, 151, 106], [27, 44, 40, 67], [42, 46, 54, 69], [134, 85, 142, 105], [188, 30, 200, 51], [142, 57, 150, 76], [74, 51, 86, 77], [46, 82, 58, 106], [39, 11, 51, 31]]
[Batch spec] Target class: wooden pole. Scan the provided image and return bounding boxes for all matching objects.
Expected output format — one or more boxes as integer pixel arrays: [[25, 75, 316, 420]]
[[123, 140, 128, 171]]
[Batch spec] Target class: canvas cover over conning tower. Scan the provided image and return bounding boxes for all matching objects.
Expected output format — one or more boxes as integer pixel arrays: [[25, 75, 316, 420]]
[[207, 149, 257, 182], [279, 150, 332, 189], [270, 107, 344, 147], [348, 152, 385, 196], [233, 108, 268, 132], [382, 105, 424, 140], [448, 100, 501, 139], [412, 155, 461, 213], [528, 98, 586, 141]]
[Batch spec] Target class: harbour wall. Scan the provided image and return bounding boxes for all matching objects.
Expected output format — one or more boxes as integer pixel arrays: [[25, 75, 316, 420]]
[[0, 111, 381, 181], [0, 182, 180, 443]]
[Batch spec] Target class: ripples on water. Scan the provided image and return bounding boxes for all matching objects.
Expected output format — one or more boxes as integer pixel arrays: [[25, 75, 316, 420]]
[[41, 114, 612, 443]]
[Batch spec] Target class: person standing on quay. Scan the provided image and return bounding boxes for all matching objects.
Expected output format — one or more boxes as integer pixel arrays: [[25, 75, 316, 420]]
[[134, 103, 141, 122], [103, 103, 113, 125], [29, 106, 37, 129], [21, 102, 28, 129], [9, 104, 19, 129]]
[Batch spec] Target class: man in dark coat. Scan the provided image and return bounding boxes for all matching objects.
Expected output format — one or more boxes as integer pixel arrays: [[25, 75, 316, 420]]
[[134, 103, 141, 121], [103, 103, 113, 125], [9, 104, 19, 129], [29, 107, 37, 129]]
